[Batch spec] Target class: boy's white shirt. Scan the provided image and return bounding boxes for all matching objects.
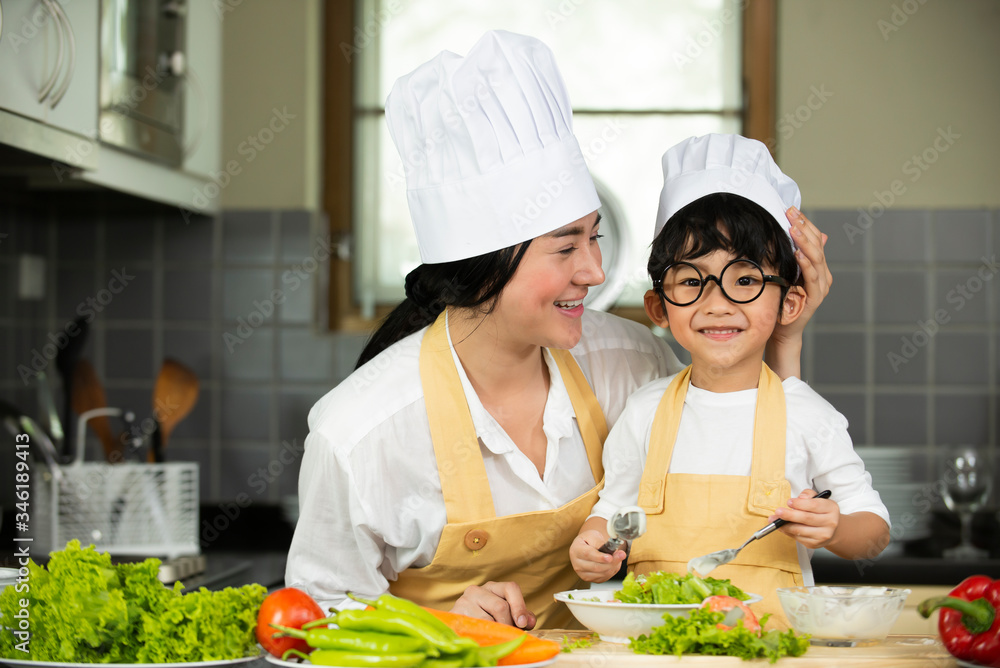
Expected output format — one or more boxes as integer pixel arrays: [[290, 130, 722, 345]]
[[592, 372, 891, 585]]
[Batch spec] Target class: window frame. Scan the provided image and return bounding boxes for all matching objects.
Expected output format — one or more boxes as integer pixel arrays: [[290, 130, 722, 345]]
[[322, 0, 777, 331]]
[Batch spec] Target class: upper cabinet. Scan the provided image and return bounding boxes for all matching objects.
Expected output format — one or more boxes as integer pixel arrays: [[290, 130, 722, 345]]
[[181, 0, 221, 180], [0, 0, 222, 213], [0, 0, 98, 136]]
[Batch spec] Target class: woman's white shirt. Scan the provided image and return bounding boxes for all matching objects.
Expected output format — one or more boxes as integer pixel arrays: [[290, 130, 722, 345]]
[[285, 311, 682, 610]]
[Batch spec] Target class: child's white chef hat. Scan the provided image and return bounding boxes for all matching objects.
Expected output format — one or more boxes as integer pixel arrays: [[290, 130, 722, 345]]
[[385, 30, 600, 264], [654, 134, 801, 241]]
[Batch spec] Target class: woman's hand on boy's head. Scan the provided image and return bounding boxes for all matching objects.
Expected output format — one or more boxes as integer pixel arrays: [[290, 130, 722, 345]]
[[570, 531, 626, 583], [768, 488, 841, 550], [786, 206, 832, 319]]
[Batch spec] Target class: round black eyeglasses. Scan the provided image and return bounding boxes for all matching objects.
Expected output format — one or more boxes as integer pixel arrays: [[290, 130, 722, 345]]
[[652, 258, 790, 307]]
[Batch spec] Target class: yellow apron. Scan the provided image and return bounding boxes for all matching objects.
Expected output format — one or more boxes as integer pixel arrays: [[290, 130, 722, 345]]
[[627, 364, 803, 629], [390, 311, 608, 629]]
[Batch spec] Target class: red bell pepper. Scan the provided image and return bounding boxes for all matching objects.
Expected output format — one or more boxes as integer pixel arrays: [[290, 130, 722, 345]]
[[919, 575, 1000, 667]]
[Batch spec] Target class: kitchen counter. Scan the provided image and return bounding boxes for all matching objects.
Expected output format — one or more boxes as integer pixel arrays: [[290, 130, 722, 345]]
[[537, 631, 957, 666]]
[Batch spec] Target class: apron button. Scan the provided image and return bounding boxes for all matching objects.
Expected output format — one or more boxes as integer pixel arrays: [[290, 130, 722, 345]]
[[464, 529, 489, 551]]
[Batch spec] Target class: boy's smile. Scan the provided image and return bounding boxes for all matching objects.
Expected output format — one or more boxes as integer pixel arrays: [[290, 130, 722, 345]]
[[645, 249, 804, 392]]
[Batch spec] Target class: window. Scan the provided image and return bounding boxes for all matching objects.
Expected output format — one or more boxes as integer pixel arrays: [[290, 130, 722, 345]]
[[324, 1, 775, 328]]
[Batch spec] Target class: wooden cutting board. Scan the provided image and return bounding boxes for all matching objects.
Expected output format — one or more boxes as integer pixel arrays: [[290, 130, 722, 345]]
[[537, 631, 958, 666]]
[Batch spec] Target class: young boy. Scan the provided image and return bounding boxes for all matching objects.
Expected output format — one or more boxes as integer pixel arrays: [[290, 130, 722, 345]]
[[570, 134, 890, 627]]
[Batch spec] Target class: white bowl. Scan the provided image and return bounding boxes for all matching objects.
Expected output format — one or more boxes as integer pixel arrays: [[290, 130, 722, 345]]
[[554, 587, 762, 643], [777, 586, 910, 647]]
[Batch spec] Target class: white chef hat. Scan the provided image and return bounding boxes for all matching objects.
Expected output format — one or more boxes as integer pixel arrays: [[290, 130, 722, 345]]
[[385, 30, 600, 264], [654, 134, 801, 243]]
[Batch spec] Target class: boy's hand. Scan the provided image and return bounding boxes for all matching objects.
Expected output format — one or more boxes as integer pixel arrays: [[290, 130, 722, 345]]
[[570, 531, 627, 583], [769, 488, 841, 550]]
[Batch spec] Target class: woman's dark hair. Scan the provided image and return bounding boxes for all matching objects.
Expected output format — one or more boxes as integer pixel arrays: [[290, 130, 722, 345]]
[[648, 192, 798, 303], [355, 242, 532, 369]]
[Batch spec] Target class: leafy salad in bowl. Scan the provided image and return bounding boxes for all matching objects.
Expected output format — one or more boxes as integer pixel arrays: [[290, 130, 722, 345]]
[[555, 571, 760, 643]]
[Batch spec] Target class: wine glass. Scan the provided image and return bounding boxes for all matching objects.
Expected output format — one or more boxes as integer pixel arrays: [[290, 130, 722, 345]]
[[938, 445, 992, 559]]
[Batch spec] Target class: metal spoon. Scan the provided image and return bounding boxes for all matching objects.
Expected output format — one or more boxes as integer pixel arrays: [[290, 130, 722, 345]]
[[687, 490, 832, 577], [598, 505, 647, 554]]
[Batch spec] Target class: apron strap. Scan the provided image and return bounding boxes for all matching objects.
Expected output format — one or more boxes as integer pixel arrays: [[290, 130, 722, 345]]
[[636, 364, 788, 517], [549, 348, 607, 485], [420, 311, 496, 522], [419, 310, 610, 523], [747, 363, 789, 517], [636, 366, 692, 514]]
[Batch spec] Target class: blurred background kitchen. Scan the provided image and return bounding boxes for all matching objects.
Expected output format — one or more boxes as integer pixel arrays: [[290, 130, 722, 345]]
[[0, 0, 997, 606]]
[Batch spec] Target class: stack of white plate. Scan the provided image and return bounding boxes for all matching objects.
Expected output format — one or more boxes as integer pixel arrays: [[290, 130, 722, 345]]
[[855, 446, 935, 551]]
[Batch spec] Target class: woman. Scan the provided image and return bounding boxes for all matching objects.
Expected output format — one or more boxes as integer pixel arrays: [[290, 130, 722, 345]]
[[285, 30, 831, 629]]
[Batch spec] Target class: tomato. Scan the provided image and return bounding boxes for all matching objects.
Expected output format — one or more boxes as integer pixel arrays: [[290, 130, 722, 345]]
[[256, 587, 325, 657], [701, 595, 761, 633]]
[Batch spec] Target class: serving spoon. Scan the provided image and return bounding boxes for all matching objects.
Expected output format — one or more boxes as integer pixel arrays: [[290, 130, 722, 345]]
[[598, 505, 647, 554], [687, 490, 832, 577]]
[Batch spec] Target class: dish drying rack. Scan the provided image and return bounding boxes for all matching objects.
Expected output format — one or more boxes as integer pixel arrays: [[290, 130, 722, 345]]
[[33, 407, 200, 559]]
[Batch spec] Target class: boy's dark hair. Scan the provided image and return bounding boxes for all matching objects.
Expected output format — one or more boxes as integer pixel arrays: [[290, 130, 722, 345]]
[[648, 192, 798, 303]]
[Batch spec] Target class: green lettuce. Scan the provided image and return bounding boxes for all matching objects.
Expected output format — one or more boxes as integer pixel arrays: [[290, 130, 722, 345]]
[[614, 570, 750, 604], [629, 607, 810, 663], [0, 540, 265, 663]]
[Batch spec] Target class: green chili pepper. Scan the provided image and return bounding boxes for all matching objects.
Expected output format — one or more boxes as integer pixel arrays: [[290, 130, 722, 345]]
[[270, 624, 431, 654], [282, 649, 312, 662], [301, 615, 340, 630], [297, 649, 427, 667], [348, 593, 459, 641], [335, 609, 469, 655], [417, 658, 464, 668], [473, 634, 526, 666]]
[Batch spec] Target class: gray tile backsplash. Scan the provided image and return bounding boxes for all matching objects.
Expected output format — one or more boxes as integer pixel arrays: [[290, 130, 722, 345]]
[[0, 204, 347, 504], [934, 333, 990, 385], [934, 394, 991, 445], [874, 333, 927, 385], [222, 211, 275, 264], [874, 271, 928, 324], [812, 269, 866, 324], [874, 394, 928, 445], [872, 211, 929, 264], [932, 210, 990, 262], [805, 209, 997, 464], [1, 205, 996, 507], [812, 333, 866, 384]]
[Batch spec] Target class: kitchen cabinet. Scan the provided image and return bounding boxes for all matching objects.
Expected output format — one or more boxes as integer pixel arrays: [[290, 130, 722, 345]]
[[0, 0, 98, 138], [43, 0, 99, 140], [181, 0, 221, 180]]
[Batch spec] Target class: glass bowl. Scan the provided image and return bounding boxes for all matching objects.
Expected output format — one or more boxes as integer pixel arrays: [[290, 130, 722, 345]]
[[777, 585, 911, 647], [554, 588, 761, 643]]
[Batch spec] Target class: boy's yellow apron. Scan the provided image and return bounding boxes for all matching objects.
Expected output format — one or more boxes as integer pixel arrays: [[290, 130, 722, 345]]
[[628, 364, 803, 629], [390, 311, 607, 628]]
